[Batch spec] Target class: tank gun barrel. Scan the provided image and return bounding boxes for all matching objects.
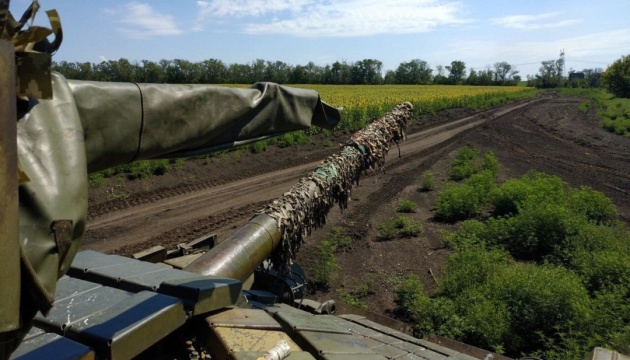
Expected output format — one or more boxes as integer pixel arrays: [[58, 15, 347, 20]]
[[184, 102, 414, 281]]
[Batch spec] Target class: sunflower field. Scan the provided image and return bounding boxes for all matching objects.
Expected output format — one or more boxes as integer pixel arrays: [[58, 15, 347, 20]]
[[295, 85, 536, 131]]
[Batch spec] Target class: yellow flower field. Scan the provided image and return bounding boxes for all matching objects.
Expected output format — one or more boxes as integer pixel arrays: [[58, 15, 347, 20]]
[[295, 85, 536, 130]]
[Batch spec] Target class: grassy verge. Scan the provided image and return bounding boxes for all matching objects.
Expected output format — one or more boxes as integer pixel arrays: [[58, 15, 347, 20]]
[[560, 88, 630, 137]]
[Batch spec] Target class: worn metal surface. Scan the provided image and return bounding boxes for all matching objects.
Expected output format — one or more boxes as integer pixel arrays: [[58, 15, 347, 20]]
[[0, 39, 20, 334], [9, 332, 94, 360], [274, 313, 350, 334], [207, 327, 300, 360], [69, 250, 242, 314], [185, 214, 280, 281], [206, 308, 283, 330], [67, 250, 137, 275], [163, 252, 204, 269], [64, 291, 185, 360], [132, 245, 167, 263], [33, 276, 186, 360], [230, 352, 316, 360]]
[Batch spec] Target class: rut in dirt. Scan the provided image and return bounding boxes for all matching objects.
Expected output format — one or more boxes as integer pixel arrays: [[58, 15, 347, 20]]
[[82, 97, 543, 256]]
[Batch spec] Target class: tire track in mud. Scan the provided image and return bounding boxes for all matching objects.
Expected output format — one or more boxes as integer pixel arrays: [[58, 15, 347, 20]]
[[84, 97, 543, 255]]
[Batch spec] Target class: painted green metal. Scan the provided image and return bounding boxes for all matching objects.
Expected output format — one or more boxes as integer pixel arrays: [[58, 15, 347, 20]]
[[184, 214, 281, 281]]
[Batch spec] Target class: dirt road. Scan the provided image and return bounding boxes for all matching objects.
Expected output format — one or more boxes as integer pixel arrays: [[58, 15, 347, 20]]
[[82, 96, 548, 255], [82, 92, 630, 315]]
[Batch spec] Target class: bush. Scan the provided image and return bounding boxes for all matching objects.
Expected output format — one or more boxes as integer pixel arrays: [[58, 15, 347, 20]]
[[450, 146, 479, 181], [482, 151, 500, 175], [88, 172, 106, 188], [569, 186, 618, 225], [602, 54, 630, 98], [312, 240, 338, 288], [397, 199, 418, 213], [490, 263, 592, 355], [434, 185, 480, 221], [250, 140, 267, 154], [396, 275, 431, 322], [377, 216, 423, 240], [419, 170, 436, 191]]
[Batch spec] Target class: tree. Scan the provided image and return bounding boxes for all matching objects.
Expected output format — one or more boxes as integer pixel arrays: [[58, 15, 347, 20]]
[[531, 52, 565, 88], [393, 59, 432, 84], [493, 61, 519, 85], [446, 60, 466, 84], [350, 59, 383, 85], [433, 65, 448, 84], [602, 54, 630, 98]]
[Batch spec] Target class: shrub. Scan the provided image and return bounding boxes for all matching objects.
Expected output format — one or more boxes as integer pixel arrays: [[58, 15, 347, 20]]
[[250, 140, 267, 154], [396, 275, 431, 322], [467, 170, 496, 204], [397, 199, 418, 213], [490, 263, 591, 355], [312, 240, 339, 288], [450, 146, 479, 181], [489, 178, 531, 216], [337, 288, 368, 310], [481, 151, 500, 175], [419, 170, 436, 191], [377, 216, 423, 240], [278, 133, 295, 147], [88, 172, 106, 188], [569, 186, 618, 225], [434, 185, 480, 221]]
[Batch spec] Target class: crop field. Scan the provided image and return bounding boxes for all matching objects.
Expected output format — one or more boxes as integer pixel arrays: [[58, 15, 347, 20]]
[[223, 84, 537, 131], [295, 85, 536, 130]]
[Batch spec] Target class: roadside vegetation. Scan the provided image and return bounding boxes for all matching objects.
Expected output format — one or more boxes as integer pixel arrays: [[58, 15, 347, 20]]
[[560, 88, 630, 137], [396, 147, 630, 360]]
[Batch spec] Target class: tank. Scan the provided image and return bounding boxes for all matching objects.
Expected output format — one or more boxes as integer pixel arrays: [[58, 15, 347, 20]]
[[0, 3, 530, 359]]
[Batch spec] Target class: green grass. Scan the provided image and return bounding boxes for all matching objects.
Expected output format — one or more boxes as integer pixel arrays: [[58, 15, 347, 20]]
[[377, 216, 423, 240], [560, 88, 630, 137]]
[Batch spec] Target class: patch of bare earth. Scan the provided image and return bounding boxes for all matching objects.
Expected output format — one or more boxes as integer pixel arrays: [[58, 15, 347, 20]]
[[83, 93, 630, 321]]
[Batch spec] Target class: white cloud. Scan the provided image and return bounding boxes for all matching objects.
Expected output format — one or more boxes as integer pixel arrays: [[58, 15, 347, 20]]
[[196, 0, 311, 18], [492, 12, 580, 30], [195, 0, 470, 37], [432, 29, 630, 75], [108, 2, 184, 39]]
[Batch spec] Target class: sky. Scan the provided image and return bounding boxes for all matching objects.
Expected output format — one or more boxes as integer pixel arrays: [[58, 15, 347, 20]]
[[11, 0, 630, 78]]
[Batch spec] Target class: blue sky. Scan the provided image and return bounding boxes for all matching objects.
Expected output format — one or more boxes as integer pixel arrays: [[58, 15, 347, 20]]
[[13, 0, 630, 78]]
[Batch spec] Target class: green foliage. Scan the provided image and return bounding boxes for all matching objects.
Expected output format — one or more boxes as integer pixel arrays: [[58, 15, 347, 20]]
[[421, 169, 630, 358], [396, 275, 431, 322], [419, 170, 436, 191], [450, 146, 479, 181], [434, 185, 480, 221], [329, 226, 353, 249], [88, 172, 106, 188], [312, 240, 339, 288], [250, 140, 267, 154], [397, 199, 418, 213], [602, 54, 630, 98], [377, 216, 423, 240], [481, 152, 500, 175], [569, 186, 618, 225], [337, 285, 370, 310]]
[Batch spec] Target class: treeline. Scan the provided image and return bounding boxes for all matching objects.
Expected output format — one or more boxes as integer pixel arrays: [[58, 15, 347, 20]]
[[52, 58, 522, 86], [526, 52, 604, 89]]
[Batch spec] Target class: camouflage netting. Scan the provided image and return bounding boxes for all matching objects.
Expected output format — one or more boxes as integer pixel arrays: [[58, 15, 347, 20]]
[[257, 102, 414, 271]]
